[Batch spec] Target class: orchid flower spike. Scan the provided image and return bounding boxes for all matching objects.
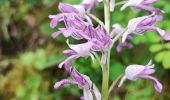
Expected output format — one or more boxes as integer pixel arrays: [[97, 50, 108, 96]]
[[119, 60, 163, 93]]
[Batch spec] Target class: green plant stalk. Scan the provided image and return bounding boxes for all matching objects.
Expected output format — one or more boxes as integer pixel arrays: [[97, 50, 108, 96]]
[[102, 0, 110, 100]]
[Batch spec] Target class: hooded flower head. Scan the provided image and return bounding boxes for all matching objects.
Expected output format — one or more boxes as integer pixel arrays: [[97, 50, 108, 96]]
[[119, 60, 163, 93], [121, 0, 158, 12], [122, 10, 170, 43]]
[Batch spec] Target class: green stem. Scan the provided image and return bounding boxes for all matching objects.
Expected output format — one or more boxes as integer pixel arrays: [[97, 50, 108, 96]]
[[102, 0, 110, 100], [115, 1, 127, 7]]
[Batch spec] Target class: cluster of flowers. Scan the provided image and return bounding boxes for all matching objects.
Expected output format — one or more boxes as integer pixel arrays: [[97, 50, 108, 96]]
[[49, 0, 168, 99]]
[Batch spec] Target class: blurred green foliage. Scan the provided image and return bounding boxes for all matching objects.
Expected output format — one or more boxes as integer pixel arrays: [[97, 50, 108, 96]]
[[0, 0, 170, 100]]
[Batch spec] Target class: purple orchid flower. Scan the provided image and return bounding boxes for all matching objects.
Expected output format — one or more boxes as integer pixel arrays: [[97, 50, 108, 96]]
[[122, 10, 170, 43], [119, 60, 163, 93], [54, 62, 101, 100], [49, 3, 93, 27], [121, 0, 158, 12], [111, 24, 133, 52]]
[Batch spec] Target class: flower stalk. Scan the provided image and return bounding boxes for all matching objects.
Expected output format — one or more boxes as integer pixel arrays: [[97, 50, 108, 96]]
[[102, 0, 111, 100]]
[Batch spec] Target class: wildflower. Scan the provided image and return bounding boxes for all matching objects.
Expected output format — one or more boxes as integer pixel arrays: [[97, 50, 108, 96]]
[[122, 11, 170, 43], [111, 24, 133, 52], [121, 0, 158, 12], [54, 64, 101, 100], [119, 60, 163, 93]]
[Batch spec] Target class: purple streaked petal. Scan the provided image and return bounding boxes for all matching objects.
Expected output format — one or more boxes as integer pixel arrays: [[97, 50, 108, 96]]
[[139, 69, 155, 75], [63, 50, 77, 56], [49, 14, 63, 28], [128, 16, 149, 31], [140, 75, 162, 93], [59, 55, 79, 68], [145, 26, 170, 41], [58, 3, 79, 13], [155, 27, 170, 41], [71, 69, 87, 88], [51, 31, 62, 38], [141, 0, 158, 5], [54, 79, 77, 89], [58, 28, 73, 37]]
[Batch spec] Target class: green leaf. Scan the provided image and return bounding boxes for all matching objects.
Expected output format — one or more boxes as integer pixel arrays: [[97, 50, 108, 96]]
[[20, 52, 35, 67], [155, 52, 165, 63], [110, 62, 124, 80], [146, 32, 161, 43], [164, 43, 170, 49], [15, 85, 26, 98], [149, 44, 163, 53], [27, 74, 42, 91], [162, 51, 170, 69], [132, 35, 147, 45], [34, 49, 47, 70]]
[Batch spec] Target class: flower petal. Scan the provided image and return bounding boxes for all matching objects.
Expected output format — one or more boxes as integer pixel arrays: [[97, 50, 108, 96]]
[[67, 40, 93, 57], [59, 3, 79, 13], [59, 55, 79, 69], [54, 79, 77, 89], [141, 0, 158, 5], [121, 0, 143, 11], [93, 84, 101, 100], [83, 89, 93, 100], [51, 31, 62, 38], [140, 75, 163, 93], [49, 14, 63, 28], [125, 65, 145, 80], [63, 50, 77, 56], [101, 52, 107, 64], [155, 27, 170, 41]]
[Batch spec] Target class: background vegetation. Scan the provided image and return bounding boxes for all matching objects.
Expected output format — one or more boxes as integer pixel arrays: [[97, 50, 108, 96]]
[[0, 0, 170, 100]]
